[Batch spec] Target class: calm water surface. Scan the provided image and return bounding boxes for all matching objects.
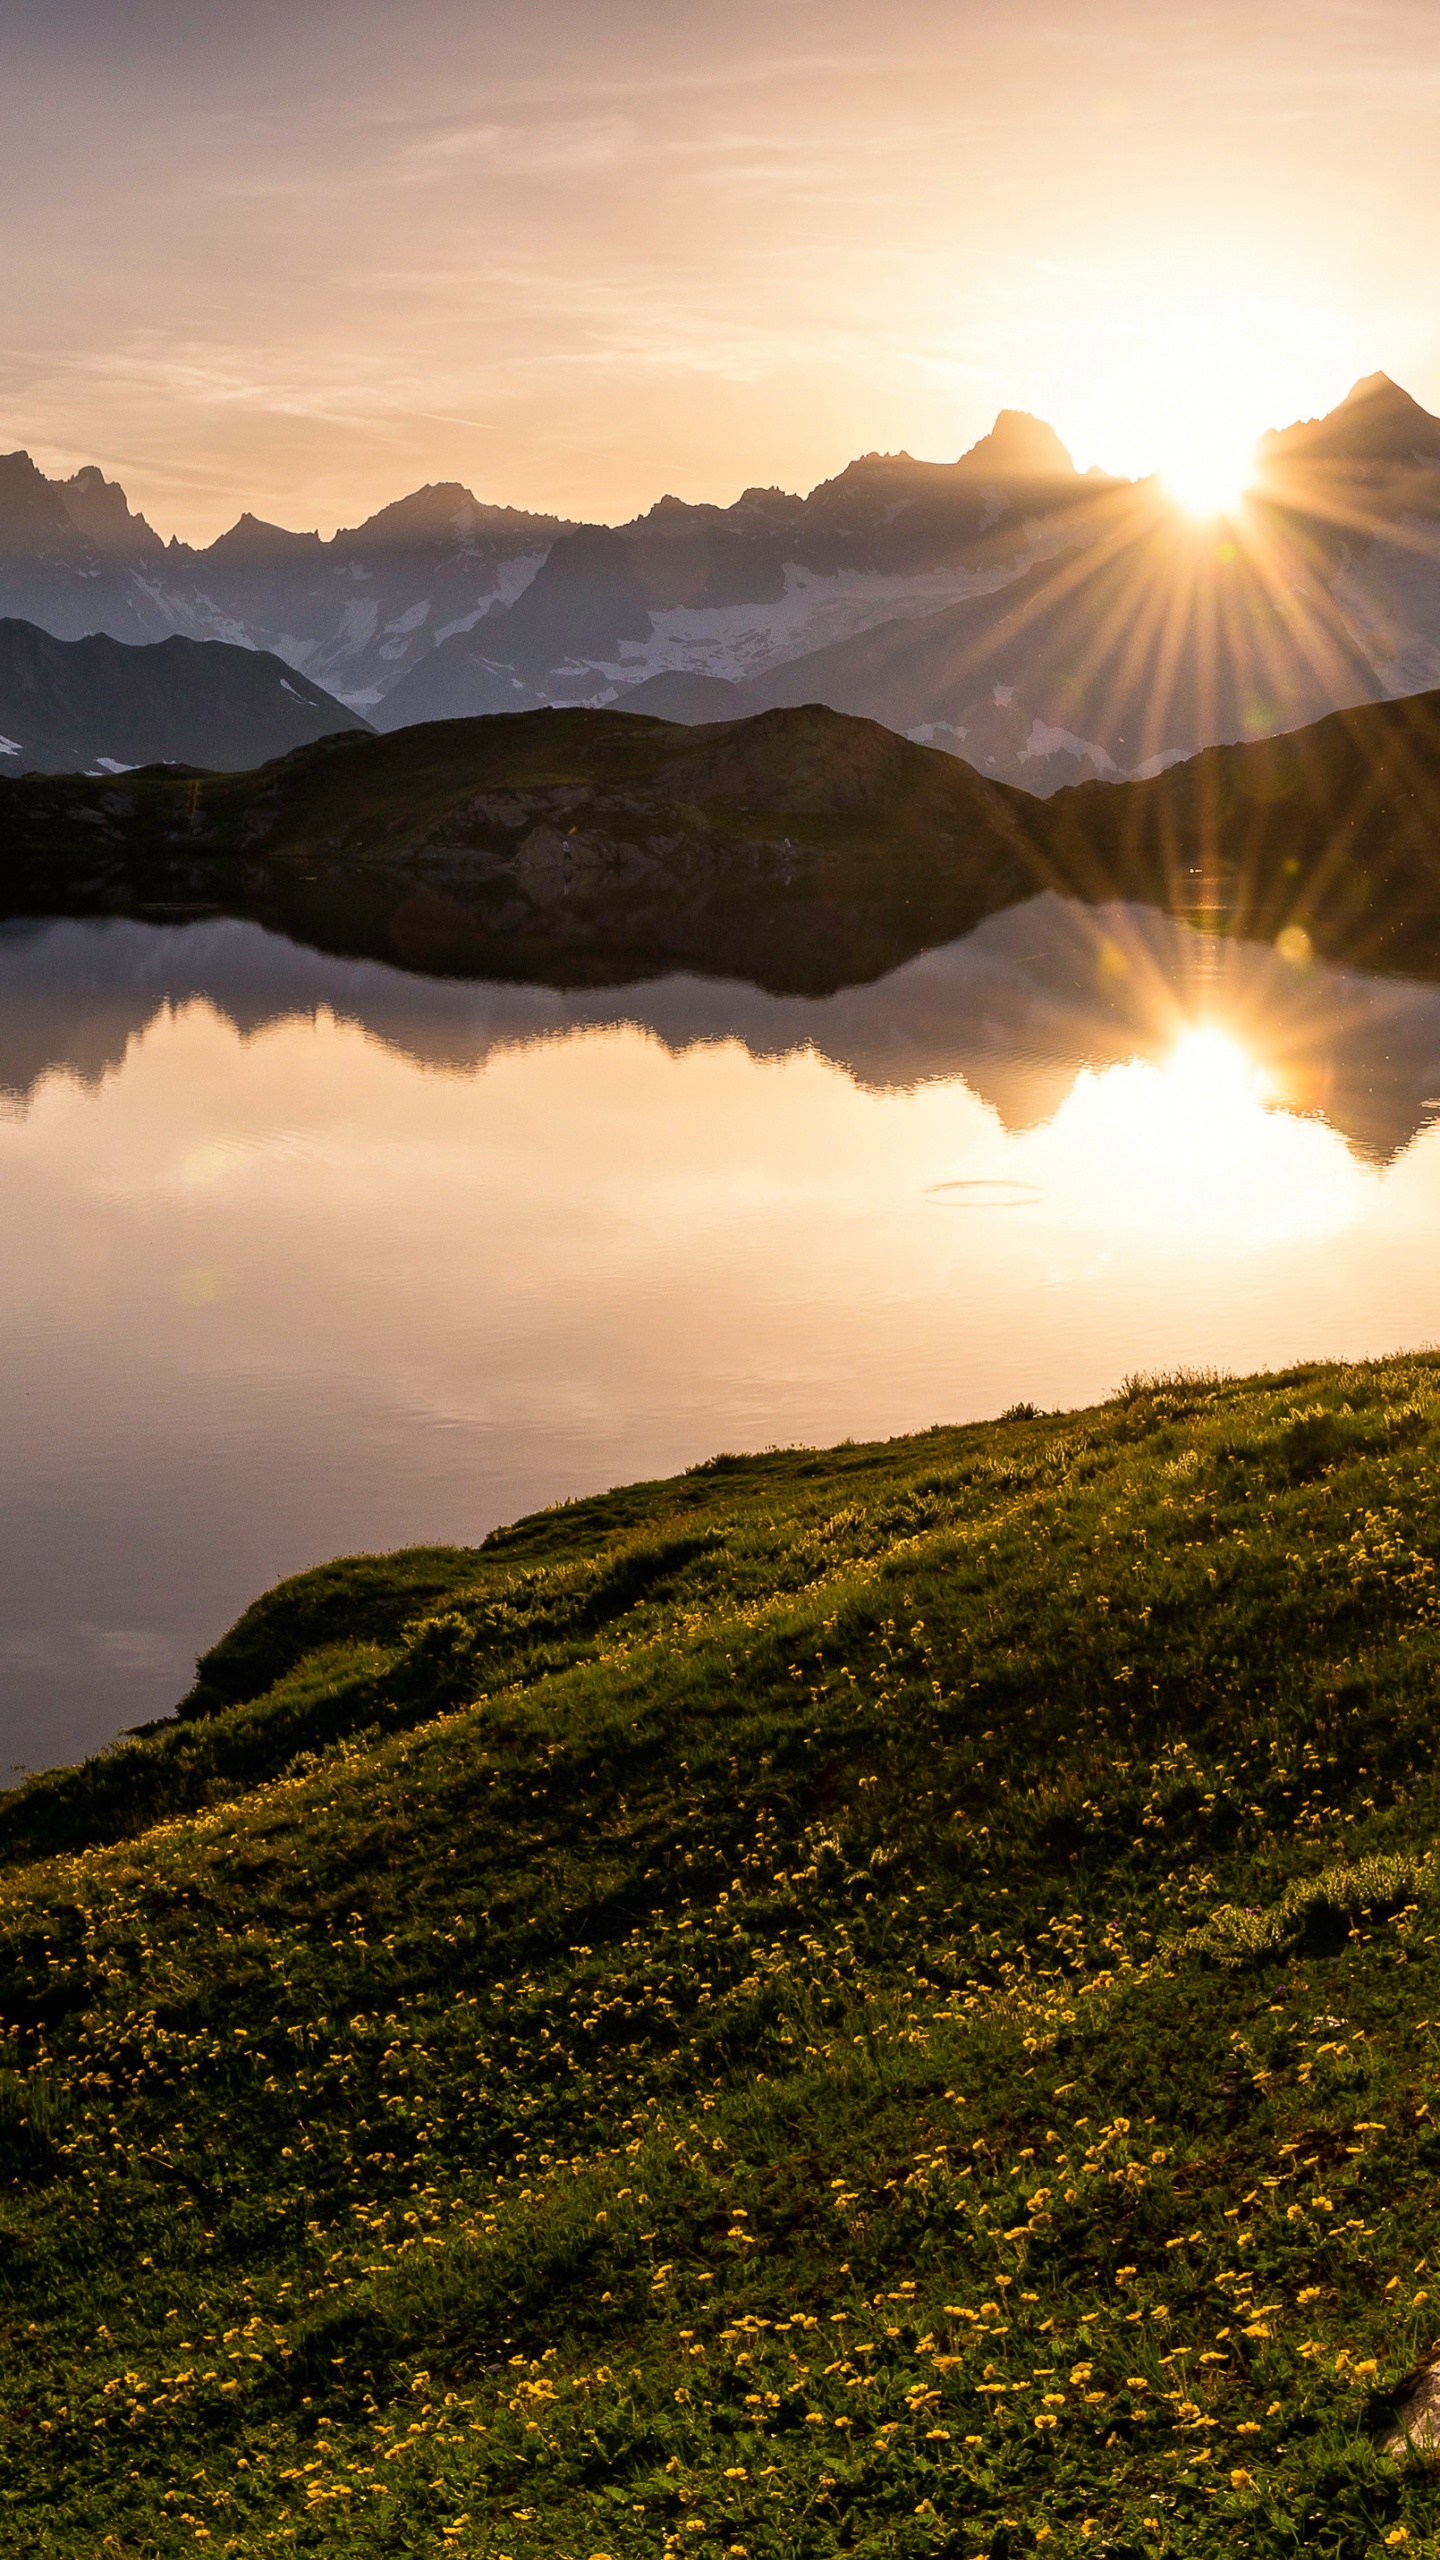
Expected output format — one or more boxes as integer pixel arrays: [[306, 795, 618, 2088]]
[[5, 891, 1440, 1768]]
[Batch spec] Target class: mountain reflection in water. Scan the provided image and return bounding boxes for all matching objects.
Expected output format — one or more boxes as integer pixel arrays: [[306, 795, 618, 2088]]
[[3, 892, 1440, 1773], [4, 893, 1439, 1164]]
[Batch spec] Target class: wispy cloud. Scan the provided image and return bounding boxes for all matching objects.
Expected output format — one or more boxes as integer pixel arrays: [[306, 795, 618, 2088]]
[[5, 0, 1440, 538], [396, 115, 637, 181]]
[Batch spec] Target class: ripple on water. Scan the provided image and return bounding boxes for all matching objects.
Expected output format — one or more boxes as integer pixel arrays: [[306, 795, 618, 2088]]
[[925, 1179, 1044, 1208]]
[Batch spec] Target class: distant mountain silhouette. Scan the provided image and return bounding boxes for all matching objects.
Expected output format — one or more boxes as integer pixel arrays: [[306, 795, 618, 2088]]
[[0, 452, 570, 706], [377, 413, 1100, 741], [0, 619, 366, 775], [7, 379, 1440, 790], [1261, 371, 1440, 471]]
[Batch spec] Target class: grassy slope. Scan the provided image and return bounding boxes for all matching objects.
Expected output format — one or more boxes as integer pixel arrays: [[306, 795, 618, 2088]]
[[5, 1361, 1440, 2554]]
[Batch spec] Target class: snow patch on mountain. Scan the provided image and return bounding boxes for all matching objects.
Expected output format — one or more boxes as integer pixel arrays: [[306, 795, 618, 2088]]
[[601, 558, 1038, 690], [427, 556, 550, 649], [335, 599, 382, 655], [130, 583, 257, 652], [1330, 540, 1440, 698], [1020, 721, 1117, 775], [493, 551, 549, 608]]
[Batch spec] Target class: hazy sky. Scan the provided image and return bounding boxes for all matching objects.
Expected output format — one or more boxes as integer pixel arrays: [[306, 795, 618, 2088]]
[[2, 0, 1438, 540]]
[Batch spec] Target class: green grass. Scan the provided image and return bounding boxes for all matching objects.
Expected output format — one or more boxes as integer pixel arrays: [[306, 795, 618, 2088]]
[[6, 1356, 1440, 2555]]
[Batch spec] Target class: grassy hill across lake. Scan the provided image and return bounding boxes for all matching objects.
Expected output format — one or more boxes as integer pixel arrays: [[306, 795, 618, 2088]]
[[0, 702, 1045, 994], [11, 684, 1440, 992], [6, 1359, 1440, 2552]]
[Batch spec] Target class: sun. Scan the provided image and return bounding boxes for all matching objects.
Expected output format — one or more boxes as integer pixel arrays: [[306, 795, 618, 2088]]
[[1041, 279, 1339, 516], [1160, 434, 1258, 519]]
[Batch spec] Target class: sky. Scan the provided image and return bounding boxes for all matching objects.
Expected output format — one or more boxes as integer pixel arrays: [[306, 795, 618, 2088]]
[[1, 0, 1438, 541]]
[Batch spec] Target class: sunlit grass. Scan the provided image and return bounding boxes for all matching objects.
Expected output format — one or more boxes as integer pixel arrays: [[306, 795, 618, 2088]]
[[3, 1358, 1440, 2550]]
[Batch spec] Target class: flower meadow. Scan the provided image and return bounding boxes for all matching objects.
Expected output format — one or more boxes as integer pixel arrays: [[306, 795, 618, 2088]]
[[5, 1358, 1440, 2554]]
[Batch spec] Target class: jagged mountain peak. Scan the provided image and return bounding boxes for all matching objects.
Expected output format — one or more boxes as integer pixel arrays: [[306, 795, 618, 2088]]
[[1344, 369, 1408, 406], [1337, 372, 1440, 449], [203, 511, 326, 565], [1335, 370, 1440, 423], [342, 481, 482, 542], [632, 491, 733, 532], [806, 410, 1077, 511], [956, 408, 1077, 478], [59, 465, 163, 561], [816, 448, 922, 491], [337, 482, 570, 551], [0, 450, 93, 555]]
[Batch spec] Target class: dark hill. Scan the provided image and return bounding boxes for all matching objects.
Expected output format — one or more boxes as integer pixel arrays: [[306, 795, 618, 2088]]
[[9, 683, 1440, 992], [0, 617, 368, 776], [1045, 683, 1440, 977], [0, 700, 1049, 991]]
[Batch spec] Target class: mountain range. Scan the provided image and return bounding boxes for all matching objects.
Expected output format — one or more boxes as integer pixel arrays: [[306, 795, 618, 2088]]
[[9, 374, 1440, 791], [0, 451, 567, 715], [0, 618, 365, 776]]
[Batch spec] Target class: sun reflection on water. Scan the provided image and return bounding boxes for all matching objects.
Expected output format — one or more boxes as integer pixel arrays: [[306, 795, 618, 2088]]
[[1028, 1011, 1368, 1252], [1166, 1024, 1265, 1100]]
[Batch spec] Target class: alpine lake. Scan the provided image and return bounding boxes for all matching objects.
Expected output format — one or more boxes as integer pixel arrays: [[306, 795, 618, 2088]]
[[5, 887, 1440, 1767]]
